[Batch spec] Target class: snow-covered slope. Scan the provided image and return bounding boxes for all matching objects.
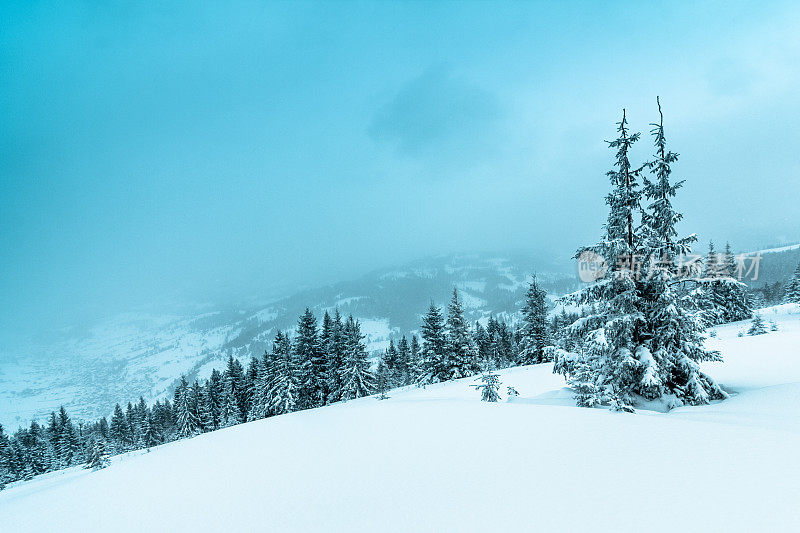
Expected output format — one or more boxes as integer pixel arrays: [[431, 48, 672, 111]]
[[0, 253, 575, 429], [2, 306, 798, 532]]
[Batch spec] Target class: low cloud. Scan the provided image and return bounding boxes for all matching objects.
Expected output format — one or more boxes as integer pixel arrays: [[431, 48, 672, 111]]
[[368, 64, 501, 158]]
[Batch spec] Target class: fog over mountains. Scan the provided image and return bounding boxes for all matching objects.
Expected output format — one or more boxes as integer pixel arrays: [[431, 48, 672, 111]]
[[0, 252, 576, 429], [2, 243, 797, 430]]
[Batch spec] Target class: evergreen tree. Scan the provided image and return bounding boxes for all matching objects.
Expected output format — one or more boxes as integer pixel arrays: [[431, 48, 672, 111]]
[[222, 355, 245, 425], [142, 413, 161, 447], [747, 314, 767, 335], [445, 288, 480, 379], [396, 336, 412, 386], [85, 439, 110, 471], [518, 275, 551, 364], [206, 369, 223, 430], [409, 335, 421, 383], [375, 357, 390, 400], [324, 310, 347, 404], [0, 423, 10, 490], [295, 308, 326, 409], [56, 406, 79, 466], [339, 316, 375, 400], [383, 339, 400, 386], [473, 372, 502, 402], [704, 241, 721, 278], [269, 331, 299, 415], [554, 104, 724, 410], [249, 350, 274, 421], [784, 263, 800, 304], [242, 357, 261, 417], [473, 352, 501, 402], [418, 302, 448, 384], [197, 382, 214, 432], [721, 242, 736, 278], [109, 404, 130, 451], [175, 376, 201, 438]]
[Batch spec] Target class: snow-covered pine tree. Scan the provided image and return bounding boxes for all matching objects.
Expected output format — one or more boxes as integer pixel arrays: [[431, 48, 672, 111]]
[[0, 423, 10, 490], [396, 335, 412, 386], [409, 335, 421, 383], [473, 353, 501, 402], [85, 439, 110, 471], [175, 376, 201, 438], [219, 377, 242, 428], [56, 406, 79, 466], [108, 403, 130, 451], [721, 242, 736, 278], [383, 339, 400, 387], [704, 241, 721, 278], [339, 316, 375, 400], [473, 321, 489, 362], [555, 105, 725, 410], [269, 331, 299, 415], [473, 372, 501, 402], [518, 275, 551, 365], [324, 310, 347, 404], [784, 263, 800, 304], [143, 413, 161, 447], [222, 354, 246, 425], [633, 98, 727, 406], [747, 314, 767, 335], [445, 288, 480, 379], [242, 357, 260, 417], [295, 308, 326, 409], [375, 357, 390, 400], [418, 302, 448, 385], [695, 241, 752, 325], [248, 350, 274, 421], [206, 369, 223, 429], [197, 382, 214, 432]]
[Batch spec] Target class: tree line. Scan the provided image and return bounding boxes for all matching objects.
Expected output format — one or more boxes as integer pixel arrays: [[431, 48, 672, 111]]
[[0, 281, 552, 488]]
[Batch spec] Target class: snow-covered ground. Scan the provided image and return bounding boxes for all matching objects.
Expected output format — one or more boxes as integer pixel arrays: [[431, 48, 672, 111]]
[[2, 306, 799, 532]]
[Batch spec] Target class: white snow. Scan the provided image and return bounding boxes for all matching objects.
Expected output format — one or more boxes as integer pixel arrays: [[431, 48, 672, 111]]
[[2, 306, 799, 532]]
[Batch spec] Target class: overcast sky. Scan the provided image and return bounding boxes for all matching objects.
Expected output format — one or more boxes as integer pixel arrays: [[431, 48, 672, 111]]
[[2, 1, 800, 341]]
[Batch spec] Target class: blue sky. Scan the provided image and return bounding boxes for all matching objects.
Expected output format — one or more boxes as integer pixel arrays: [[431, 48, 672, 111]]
[[2, 1, 800, 341]]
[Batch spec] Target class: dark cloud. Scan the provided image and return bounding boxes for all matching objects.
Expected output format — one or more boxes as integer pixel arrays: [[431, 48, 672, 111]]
[[368, 65, 501, 157]]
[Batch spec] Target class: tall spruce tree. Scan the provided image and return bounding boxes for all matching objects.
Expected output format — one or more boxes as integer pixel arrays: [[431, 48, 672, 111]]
[[556, 102, 726, 409], [0, 423, 10, 490], [338, 316, 375, 400], [409, 335, 421, 383], [324, 310, 347, 404], [518, 275, 551, 365], [295, 308, 326, 409], [418, 302, 448, 384], [85, 439, 110, 471], [396, 335, 412, 386], [269, 331, 299, 415], [784, 263, 800, 304], [445, 288, 480, 379], [175, 376, 201, 438], [697, 241, 752, 324]]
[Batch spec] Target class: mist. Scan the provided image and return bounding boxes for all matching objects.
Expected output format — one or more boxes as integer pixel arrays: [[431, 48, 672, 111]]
[[3, 1, 800, 343]]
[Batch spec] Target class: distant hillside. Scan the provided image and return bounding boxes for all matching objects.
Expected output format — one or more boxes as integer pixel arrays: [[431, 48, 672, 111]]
[[0, 252, 575, 429]]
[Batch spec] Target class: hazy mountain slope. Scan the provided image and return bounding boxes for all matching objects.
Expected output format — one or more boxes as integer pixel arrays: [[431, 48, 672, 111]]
[[0, 252, 574, 429], [2, 305, 798, 532], [2, 244, 796, 431]]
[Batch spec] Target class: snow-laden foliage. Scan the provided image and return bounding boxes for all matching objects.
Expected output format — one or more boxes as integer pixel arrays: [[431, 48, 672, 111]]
[[784, 263, 800, 304], [747, 314, 767, 336], [85, 440, 110, 471], [518, 275, 551, 364], [554, 102, 726, 411]]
